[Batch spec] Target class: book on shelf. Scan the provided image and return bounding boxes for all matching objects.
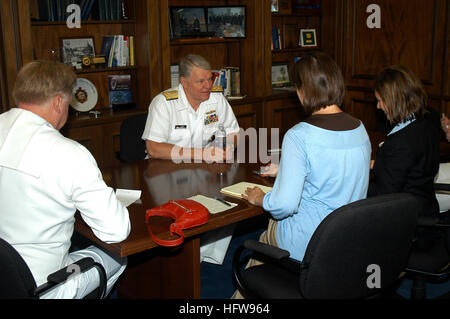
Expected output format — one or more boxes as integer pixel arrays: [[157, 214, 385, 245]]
[[34, 0, 124, 22], [35, 0, 94, 21], [100, 35, 134, 68], [116, 35, 129, 67], [220, 182, 273, 199], [36, 0, 56, 22], [227, 95, 247, 101], [99, 36, 114, 66], [271, 26, 282, 51], [129, 36, 135, 66], [211, 70, 221, 85], [293, 0, 322, 9], [171, 65, 180, 88], [293, 0, 322, 13], [213, 67, 242, 98], [92, 0, 124, 20], [108, 74, 133, 109], [81, 0, 96, 20]]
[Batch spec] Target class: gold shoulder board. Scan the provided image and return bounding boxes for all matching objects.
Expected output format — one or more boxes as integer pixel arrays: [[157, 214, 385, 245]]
[[163, 90, 179, 101], [211, 85, 223, 93]]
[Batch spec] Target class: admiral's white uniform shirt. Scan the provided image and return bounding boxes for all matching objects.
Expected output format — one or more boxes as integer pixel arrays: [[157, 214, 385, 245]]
[[142, 84, 240, 148], [0, 108, 130, 286]]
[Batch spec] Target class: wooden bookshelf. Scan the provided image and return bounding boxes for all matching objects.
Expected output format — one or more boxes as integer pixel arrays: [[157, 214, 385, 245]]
[[28, 0, 138, 111], [12, 0, 155, 168], [270, 0, 322, 94]]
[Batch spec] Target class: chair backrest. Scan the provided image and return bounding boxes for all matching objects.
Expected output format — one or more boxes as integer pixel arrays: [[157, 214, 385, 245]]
[[0, 238, 37, 299], [118, 113, 148, 162], [299, 193, 420, 299]]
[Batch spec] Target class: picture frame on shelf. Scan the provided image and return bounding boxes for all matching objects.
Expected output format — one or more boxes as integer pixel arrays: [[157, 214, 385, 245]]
[[60, 37, 95, 69], [170, 7, 210, 39], [108, 74, 134, 110], [207, 6, 246, 38], [271, 0, 279, 13], [272, 62, 291, 88], [299, 29, 317, 47]]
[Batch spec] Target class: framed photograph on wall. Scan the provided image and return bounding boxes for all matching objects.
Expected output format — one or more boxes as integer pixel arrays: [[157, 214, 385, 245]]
[[207, 6, 246, 38], [170, 7, 209, 39], [299, 29, 317, 47], [60, 37, 95, 68], [272, 62, 291, 87]]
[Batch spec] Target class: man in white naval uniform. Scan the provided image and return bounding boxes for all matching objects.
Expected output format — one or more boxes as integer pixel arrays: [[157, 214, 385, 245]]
[[142, 54, 241, 264], [0, 61, 130, 298], [142, 54, 240, 162]]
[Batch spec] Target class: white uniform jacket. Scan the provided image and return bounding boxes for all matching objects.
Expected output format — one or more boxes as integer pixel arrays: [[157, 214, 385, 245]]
[[142, 84, 240, 148], [0, 108, 130, 285]]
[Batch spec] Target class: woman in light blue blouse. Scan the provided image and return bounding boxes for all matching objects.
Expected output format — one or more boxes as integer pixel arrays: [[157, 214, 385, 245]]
[[243, 53, 372, 262]]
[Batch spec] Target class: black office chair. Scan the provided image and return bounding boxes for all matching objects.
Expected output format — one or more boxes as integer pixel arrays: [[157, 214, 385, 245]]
[[404, 183, 450, 299], [0, 237, 107, 299], [117, 113, 148, 162], [233, 193, 420, 299]]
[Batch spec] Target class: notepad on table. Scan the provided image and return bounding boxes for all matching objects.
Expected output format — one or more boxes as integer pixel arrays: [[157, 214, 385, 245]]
[[220, 182, 273, 199]]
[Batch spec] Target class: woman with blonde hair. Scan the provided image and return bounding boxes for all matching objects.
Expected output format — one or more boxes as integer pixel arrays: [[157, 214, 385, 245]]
[[369, 65, 441, 217]]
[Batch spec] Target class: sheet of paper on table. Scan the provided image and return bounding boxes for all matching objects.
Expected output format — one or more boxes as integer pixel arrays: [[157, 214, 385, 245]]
[[189, 194, 237, 214], [116, 189, 142, 207]]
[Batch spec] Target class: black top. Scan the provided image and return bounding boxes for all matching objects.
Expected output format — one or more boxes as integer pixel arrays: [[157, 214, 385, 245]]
[[368, 111, 441, 216]]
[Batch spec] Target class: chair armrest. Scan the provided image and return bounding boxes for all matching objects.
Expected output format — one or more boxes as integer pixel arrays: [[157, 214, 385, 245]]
[[239, 240, 304, 272], [46, 257, 96, 284], [34, 257, 107, 299], [243, 239, 290, 260], [434, 183, 450, 192], [233, 239, 304, 298], [417, 212, 450, 228], [417, 216, 441, 227]]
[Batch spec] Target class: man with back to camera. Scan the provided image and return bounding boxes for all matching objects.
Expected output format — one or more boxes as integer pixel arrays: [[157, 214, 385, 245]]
[[142, 54, 240, 162], [0, 60, 130, 298]]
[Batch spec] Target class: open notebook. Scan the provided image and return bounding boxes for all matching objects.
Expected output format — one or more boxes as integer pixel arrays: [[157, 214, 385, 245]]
[[220, 182, 273, 199]]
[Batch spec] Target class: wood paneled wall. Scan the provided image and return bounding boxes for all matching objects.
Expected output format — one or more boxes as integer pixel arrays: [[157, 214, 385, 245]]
[[3, 0, 448, 138], [135, 0, 170, 107], [0, 1, 22, 109], [322, 0, 450, 131]]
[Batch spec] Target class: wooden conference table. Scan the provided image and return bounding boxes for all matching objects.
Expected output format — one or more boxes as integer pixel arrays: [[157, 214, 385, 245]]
[[75, 158, 273, 299], [74, 131, 389, 298]]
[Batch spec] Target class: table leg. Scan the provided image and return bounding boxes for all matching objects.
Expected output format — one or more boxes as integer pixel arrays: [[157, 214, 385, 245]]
[[117, 238, 201, 299]]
